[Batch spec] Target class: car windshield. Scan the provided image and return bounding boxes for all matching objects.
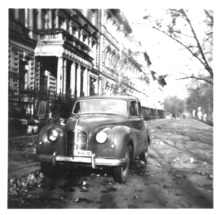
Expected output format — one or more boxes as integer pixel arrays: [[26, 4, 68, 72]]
[[72, 99, 127, 115]]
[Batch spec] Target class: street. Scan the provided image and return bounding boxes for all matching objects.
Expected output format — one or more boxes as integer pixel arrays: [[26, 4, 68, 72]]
[[8, 118, 213, 208]]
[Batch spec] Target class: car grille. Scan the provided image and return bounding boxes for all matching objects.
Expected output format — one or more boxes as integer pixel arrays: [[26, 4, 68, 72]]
[[66, 130, 88, 156]]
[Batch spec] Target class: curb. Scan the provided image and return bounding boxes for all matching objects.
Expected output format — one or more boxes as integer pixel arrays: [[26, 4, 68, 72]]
[[193, 117, 213, 127]]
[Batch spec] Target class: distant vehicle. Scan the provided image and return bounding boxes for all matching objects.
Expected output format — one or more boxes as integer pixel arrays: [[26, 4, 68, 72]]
[[36, 95, 150, 183]]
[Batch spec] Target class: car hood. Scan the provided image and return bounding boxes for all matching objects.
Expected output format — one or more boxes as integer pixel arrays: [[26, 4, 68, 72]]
[[64, 114, 127, 132]]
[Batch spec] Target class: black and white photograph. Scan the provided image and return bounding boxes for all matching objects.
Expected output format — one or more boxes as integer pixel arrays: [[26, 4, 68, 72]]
[[2, 0, 218, 212]]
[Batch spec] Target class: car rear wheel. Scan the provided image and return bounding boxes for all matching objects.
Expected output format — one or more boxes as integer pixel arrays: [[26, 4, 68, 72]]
[[112, 146, 130, 183], [41, 162, 59, 178]]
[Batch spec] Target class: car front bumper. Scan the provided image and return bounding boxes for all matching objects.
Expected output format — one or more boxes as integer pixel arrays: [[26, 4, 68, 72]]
[[37, 152, 127, 169]]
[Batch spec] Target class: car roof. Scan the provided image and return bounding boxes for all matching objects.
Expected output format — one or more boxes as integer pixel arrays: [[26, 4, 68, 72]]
[[77, 95, 139, 101]]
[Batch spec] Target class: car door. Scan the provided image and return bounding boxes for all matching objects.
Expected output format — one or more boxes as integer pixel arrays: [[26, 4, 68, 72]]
[[128, 100, 145, 156]]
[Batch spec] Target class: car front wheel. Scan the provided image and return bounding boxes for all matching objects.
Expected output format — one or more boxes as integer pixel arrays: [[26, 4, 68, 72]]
[[112, 146, 130, 183], [140, 150, 148, 164]]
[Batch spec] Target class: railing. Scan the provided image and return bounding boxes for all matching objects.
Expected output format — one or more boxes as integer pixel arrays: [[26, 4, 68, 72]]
[[38, 29, 90, 54]]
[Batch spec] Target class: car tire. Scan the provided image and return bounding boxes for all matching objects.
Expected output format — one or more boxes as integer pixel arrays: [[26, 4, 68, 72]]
[[112, 146, 130, 183], [148, 135, 151, 145], [40, 162, 59, 178], [140, 150, 148, 164]]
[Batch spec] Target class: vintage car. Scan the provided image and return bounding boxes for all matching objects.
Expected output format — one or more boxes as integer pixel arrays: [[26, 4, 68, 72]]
[[36, 95, 150, 183]]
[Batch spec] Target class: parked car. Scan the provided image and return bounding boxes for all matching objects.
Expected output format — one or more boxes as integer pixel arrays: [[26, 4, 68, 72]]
[[36, 95, 150, 183]]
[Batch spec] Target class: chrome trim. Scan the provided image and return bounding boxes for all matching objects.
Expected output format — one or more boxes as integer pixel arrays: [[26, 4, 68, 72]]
[[76, 130, 89, 144], [73, 119, 89, 150], [37, 154, 127, 167], [75, 119, 79, 144], [91, 153, 96, 169]]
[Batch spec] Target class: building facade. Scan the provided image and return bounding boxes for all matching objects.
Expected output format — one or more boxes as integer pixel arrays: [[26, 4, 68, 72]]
[[8, 8, 164, 124]]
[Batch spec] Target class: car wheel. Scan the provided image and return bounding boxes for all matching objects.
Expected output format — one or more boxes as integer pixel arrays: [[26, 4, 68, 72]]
[[148, 135, 151, 145], [140, 150, 148, 164], [112, 146, 130, 183], [40, 162, 59, 178]]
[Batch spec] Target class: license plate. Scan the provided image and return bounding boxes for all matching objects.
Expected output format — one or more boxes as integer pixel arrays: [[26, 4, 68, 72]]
[[74, 150, 92, 157]]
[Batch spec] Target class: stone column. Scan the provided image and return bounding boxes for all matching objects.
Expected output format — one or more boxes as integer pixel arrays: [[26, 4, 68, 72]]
[[55, 10, 59, 28], [78, 29, 82, 41], [94, 77, 98, 94], [70, 61, 76, 98], [83, 68, 88, 96], [69, 21, 73, 35], [76, 64, 81, 97], [87, 37, 90, 49], [28, 9, 33, 28], [25, 9, 28, 28], [64, 20, 68, 31], [44, 70, 49, 92], [15, 9, 19, 20], [37, 9, 42, 30], [63, 59, 67, 97], [98, 77, 102, 95], [87, 70, 91, 96], [24, 65, 28, 89], [48, 9, 52, 29], [57, 57, 63, 96], [28, 9, 34, 38]]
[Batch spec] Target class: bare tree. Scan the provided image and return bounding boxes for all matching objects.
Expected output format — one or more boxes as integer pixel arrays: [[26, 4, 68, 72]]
[[144, 9, 213, 85], [164, 95, 185, 116], [186, 81, 213, 121], [109, 53, 130, 95], [107, 51, 142, 95]]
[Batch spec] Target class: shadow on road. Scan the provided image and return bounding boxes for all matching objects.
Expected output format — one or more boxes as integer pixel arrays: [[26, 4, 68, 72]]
[[146, 141, 213, 208]]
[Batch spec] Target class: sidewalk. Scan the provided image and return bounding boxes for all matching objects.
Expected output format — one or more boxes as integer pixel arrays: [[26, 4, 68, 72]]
[[8, 135, 40, 179]]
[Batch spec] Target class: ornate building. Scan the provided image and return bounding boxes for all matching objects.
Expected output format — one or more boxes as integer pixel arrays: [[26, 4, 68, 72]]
[[99, 10, 150, 98], [9, 9, 100, 120], [8, 8, 163, 125]]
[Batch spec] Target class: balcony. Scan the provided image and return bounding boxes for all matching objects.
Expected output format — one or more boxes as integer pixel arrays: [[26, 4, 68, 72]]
[[37, 28, 93, 61]]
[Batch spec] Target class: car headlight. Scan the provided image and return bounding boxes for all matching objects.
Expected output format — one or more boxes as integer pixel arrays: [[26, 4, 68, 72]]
[[48, 130, 59, 142], [96, 130, 108, 144]]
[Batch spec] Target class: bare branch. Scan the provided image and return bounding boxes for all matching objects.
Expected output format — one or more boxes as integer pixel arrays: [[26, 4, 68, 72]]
[[144, 9, 213, 86], [152, 26, 208, 68], [181, 10, 213, 78], [176, 32, 194, 39], [204, 10, 213, 25], [176, 75, 213, 85]]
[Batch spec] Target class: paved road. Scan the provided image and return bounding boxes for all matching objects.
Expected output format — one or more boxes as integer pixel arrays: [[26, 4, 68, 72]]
[[8, 118, 213, 208]]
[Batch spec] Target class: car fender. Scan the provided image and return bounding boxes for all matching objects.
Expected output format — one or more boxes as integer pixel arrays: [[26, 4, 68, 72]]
[[112, 126, 133, 159], [144, 122, 151, 145], [36, 123, 66, 155]]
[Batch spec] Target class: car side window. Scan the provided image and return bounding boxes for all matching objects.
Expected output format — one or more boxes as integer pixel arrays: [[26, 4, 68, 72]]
[[138, 102, 142, 116], [73, 102, 80, 113], [130, 101, 138, 116]]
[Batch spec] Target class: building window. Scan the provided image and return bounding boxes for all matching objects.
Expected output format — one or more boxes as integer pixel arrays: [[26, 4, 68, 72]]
[[90, 77, 97, 95]]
